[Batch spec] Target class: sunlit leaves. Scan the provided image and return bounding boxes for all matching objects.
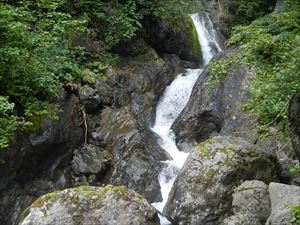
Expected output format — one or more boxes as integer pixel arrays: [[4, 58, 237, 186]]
[[210, 7, 300, 132], [0, 2, 86, 149]]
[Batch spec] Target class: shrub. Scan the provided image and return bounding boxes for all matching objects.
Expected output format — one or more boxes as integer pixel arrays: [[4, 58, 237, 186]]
[[209, 2, 300, 133]]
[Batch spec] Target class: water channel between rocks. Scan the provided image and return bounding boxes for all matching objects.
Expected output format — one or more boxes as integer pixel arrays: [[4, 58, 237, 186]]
[[150, 12, 222, 225]]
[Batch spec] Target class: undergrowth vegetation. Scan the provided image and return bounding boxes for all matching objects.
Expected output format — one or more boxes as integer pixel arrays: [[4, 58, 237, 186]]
[[290, 202, 300, 224], [0, 1, 86, 148], [209, 0, 300, 133], [219, 0, 277, 36]]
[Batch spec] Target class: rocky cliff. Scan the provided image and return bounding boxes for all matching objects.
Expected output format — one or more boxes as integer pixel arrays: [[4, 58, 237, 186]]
[[0, 1, 299, 225]]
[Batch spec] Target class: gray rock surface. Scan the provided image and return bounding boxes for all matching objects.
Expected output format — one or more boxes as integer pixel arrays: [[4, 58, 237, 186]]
[[19, 185, 160, 225], [266, 182, 300, 225], [171, 66, 224, 146], [71, 144, 109, 174], [0, 94, 84, 225], [99, 106, 169, 202], [274, 0, 291, 12], [172, 50, 253, 147], [79, 85, 101, 112], [94, 78, 114, 106], [0, 44, 176, 225], [223, 180, 270, 225], [27, 94, 84, 151], [288, 93, 300, 160], [232, 180, 270, 221], [109, 47, 174, 112], [163, 136, 279, 225], [145, 18, 201, 62], [223, 213, 260, 225]]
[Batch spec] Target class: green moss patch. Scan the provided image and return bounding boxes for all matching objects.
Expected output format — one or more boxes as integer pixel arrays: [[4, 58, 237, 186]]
[[188, 16, 201, 61]]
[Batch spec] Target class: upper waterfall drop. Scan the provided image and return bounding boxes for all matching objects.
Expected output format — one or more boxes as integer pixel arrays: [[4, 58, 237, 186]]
[[151, 12, 222, 225], [191, 13, 222, 65]]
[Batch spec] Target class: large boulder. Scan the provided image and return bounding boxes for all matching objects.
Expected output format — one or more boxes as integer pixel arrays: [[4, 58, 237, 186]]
[[163, 136, 279, 225], [19, 185, 160, 225], [222, 180, 270, 225], [266, 182, 300, 225]]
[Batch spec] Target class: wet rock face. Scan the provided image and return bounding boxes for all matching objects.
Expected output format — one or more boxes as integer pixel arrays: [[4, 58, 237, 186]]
[[144, 18, 200, 62], [85, 48, 176, 203], [27, 95, 84, 153], [266, 182, 300, 225], [99, 106, 169, 202], [223, 180, 270, 225], [163, 136, 279, 225], [20, 185, 160, 225], [172, 51, 253, 147], [79, 78, 114, 113], [0, 94, 83, 179], [171, 67, 224, 147], [288, 93, 300, 160], [110, 50, 175, 118]]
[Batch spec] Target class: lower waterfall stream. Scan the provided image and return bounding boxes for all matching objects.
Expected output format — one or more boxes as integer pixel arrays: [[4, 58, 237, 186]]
[[151, 13, 222, 225]]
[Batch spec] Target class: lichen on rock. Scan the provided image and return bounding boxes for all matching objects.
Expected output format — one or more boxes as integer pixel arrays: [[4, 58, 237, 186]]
[[19, 185, 160, 225], [163, 136, 279, 225]]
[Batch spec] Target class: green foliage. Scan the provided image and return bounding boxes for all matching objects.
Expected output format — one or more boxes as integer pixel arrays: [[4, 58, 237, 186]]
[[208, 54, 240, 88], [152, 0, 202, 26], [0, 96, 31, 149], [209, 3, 300, 133], [290, 202, 300, 224], [288, 161, 300, 177], [81, 62, 108, 84], [67, 0, 201, 47], [189, 16, 201, 61], [0, 2, 86, 149], [219, 0, 276, 36]]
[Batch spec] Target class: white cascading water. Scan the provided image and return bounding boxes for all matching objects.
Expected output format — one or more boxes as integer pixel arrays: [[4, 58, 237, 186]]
[[151, 13, 222, 225]]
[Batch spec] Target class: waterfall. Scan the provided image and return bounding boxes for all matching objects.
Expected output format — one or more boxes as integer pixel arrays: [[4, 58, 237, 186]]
[[150, 13, 222, 225]]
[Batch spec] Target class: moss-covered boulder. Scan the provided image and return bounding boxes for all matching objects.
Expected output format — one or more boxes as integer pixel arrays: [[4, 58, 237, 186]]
[[19, 185, 160, 225], [163, 136, 279, 225], [144, 16, 201, 62]]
